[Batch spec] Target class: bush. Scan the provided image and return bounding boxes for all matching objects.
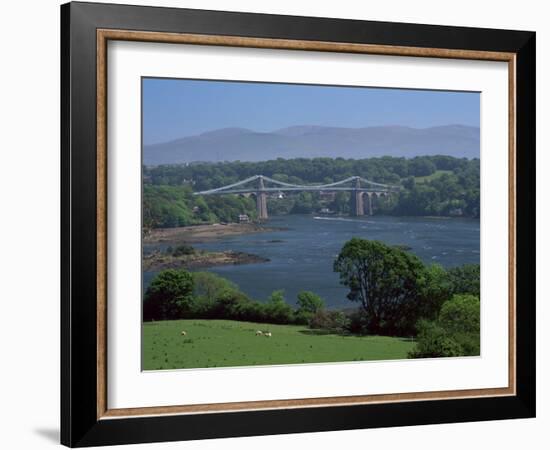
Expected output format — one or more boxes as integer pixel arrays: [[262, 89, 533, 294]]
[[408, 320, 464, 358], [172, 244, 195, 257], [264, 290, 295, 324], [309, 309, 348, 332], [345, 309, 370, 335], [409, 294, 480, 358], [296, 291, 324, 315], [145, 270, 327, 326]]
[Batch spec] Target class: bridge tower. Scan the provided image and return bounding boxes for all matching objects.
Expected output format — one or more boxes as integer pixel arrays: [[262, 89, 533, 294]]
[[256, 176, 268, 220], [350, 177, 365, 216]]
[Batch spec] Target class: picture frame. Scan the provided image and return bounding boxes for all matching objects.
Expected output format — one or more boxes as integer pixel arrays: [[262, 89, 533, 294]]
[[60, 1, 536, 447]]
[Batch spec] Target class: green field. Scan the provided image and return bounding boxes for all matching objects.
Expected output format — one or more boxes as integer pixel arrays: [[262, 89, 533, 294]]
[[142, 319, 415, 370]]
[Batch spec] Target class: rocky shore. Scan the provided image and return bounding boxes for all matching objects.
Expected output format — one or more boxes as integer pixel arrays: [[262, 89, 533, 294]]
[[143, 249, 269, 271]]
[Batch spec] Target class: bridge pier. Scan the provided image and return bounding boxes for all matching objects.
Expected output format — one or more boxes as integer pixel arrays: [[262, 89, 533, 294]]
[[367, 192, 373, 216], [256, 192, 268, 220], [256, 176, 268, 220], [350, 191, 364, 216], [350, 177, 365, 216]]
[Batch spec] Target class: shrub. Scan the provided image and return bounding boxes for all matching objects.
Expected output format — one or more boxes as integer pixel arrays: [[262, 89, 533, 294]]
[[309, 309, 348, 332], [408, 320, 464, 358], [264, 290, 294, 324], [172, 244, 195, 257], [409, 294, 480, 358], [345, 309, 370, 335], [296, 291, 324, 315]]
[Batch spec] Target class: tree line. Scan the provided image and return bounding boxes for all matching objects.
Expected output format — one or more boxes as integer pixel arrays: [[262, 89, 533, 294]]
[[143, 155, 480, 229], [143, 238, 480, 358]]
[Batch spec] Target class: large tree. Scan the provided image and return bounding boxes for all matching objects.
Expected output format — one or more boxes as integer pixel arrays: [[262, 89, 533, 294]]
[[333, 238, 431, 335]]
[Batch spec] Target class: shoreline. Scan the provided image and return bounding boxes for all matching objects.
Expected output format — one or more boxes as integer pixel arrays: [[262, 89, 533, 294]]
[[144, 222, 283, 244]]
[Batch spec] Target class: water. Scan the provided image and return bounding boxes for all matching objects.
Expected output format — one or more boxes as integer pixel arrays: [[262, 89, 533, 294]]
[[144, 215, 479, 308]]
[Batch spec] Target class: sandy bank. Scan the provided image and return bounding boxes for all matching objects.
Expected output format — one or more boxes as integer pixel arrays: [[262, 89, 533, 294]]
[[144, 222, 281, 244]]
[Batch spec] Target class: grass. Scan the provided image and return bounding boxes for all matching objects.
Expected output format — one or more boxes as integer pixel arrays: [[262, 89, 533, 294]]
[[142, 319, 415, 370], [414, 170, 453, 183]]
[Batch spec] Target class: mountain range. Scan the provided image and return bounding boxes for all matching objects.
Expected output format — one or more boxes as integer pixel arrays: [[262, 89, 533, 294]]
[[143, 124, 480, 166]]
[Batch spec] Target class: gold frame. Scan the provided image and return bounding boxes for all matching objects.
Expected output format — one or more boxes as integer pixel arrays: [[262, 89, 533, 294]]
[[96, 29, 516, 420]]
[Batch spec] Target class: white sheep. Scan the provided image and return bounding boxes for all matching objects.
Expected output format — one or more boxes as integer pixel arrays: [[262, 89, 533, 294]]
[[180, 331, 187, 336], [255, 330, 263, 336], [264, 332, 272, 337]]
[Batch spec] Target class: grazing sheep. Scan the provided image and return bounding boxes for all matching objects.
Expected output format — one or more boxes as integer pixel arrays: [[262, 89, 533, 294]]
[[264, 332, 272, 337], [255, 330, 263, 336], [180, 331, 187, 336]]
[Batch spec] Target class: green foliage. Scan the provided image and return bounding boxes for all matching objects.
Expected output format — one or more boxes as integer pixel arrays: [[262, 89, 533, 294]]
[[334, 238, 432, 335], [143, 185, 198, 229], [409, 294, 480, 358], [143, 184, 257, 229], [438, 294, 481, 355], [264, 290, 295, 324], [409, 157, 437, 177], [296, 291, 325, 314], [291, 192, 317, 214], [151, 271, 322, 326], [329, 192, 351, 214], [143, 269, 194, 321], [419, 264, 453, 321], [191, 271, 240, 315], [294, 291, 325, 324], [408, 320, 464, 358], [447, 264, 480, 296]]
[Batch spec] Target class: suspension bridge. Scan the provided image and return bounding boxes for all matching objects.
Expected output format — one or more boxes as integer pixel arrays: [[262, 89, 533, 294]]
[[194, 175, 400, 219]]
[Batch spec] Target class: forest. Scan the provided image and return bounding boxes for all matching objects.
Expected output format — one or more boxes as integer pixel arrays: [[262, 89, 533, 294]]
[[143, 155, 480, 229]]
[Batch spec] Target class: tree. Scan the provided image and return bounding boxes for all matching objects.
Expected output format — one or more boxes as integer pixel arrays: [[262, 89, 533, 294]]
[[143, 269, 194, 321], [447, 264, 480, 296], [295, 291, 325, 323], [264, 290, 294, 324], [191, 272, 241, 315], [409, 157, 437, 176], [419, 264, 452, 321], [296, 291, 324, 314], [333, 238, 429, 335]]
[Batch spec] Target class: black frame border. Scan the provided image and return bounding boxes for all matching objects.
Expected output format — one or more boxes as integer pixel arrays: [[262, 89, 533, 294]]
[[61, 2, 535, 447]]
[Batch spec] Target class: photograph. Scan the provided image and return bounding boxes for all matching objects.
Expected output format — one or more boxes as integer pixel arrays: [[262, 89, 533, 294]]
[[141, 78, 481, 370]]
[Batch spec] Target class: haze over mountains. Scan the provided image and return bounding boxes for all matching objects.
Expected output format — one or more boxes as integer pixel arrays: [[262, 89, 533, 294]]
[[143, 124, 480, 166]]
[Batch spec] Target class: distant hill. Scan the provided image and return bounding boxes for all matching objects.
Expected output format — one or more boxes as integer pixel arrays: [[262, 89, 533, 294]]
[[143, 124, 480, 166]]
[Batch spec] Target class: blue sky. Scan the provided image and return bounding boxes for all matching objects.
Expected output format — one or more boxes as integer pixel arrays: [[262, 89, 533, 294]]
[[143, 78, 480, 145]]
